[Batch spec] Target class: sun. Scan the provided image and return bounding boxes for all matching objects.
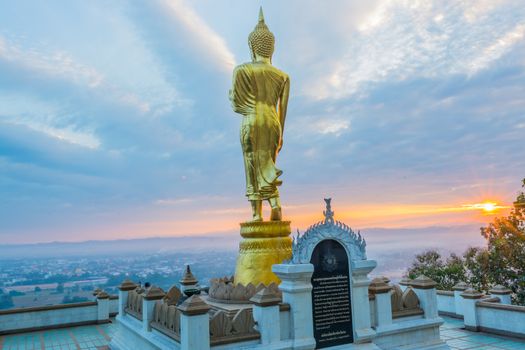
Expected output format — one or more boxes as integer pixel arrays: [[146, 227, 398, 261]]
[[462, 201, 508, 214], [481, 202, 497, 213]]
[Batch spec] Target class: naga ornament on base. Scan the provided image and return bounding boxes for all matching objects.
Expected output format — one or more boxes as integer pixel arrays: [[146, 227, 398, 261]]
[[229, 8, 292, 287]]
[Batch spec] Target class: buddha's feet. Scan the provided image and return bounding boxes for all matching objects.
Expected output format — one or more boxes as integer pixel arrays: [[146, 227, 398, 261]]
[[270, 207, 282, 221], [251, 215, 263, 222]]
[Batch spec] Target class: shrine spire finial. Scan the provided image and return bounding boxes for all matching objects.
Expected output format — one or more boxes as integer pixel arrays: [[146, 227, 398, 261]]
[[323, 198, 334, 224]]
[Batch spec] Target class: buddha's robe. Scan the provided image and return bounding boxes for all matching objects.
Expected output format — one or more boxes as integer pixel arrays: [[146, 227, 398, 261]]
[[230, 62, 290, 200]]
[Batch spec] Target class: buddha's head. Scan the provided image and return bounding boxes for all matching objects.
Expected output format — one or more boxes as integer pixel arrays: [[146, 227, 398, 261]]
[[248, 7, 275, 63]]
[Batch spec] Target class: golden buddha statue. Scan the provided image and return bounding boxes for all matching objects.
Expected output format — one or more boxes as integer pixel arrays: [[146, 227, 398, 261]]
[[229, 7, 290, 222]]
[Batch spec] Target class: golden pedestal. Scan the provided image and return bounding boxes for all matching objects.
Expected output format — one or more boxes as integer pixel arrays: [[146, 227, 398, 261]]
[[234, 221, 292, 286]]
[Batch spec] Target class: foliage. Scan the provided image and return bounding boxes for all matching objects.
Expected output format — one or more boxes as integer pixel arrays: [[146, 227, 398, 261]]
[[407, 178, 525, 305], [480, 178, 525, 304], [407, 250, 465, 290], [462, 247, 491, 292]]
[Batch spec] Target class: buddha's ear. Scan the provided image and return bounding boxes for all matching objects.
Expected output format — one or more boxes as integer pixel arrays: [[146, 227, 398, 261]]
[[249, 42, 256, 62]]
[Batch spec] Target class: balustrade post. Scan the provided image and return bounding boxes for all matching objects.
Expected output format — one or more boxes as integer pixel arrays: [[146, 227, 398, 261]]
[[368, 278, 392, 329], [178, 295, 211, 350], [490, 285, 512, 305], [399, 277, 412, 292], [411, 275, 438, 319], [117, 279, 137, 317], [250, 288, 281, 345], [96, 291, 110, 323], [272, 263, 316, 350], [453, 281, 468, 317], [461, 288, 483, 331], [142, 286, 165, 332]]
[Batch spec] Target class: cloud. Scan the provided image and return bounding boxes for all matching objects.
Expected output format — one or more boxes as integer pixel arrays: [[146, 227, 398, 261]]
[[156, 0, 236, 72], [0, 94, 101, 149], [0, 36, 104, 88], [466, 23, 525, 75], [315, 119, 351, 135], [1, 0, 524, 244], [304, 0, 525, 99]]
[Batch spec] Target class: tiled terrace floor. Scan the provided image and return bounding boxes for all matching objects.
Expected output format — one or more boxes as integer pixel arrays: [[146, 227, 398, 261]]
[[0, 321, 116, 350], [441, 317, 525, 350], [1, 316, 524, 349]]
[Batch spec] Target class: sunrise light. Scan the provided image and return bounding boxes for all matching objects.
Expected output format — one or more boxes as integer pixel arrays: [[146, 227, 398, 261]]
[[481, 202, 497, 212], [462, 201, 509, 214]]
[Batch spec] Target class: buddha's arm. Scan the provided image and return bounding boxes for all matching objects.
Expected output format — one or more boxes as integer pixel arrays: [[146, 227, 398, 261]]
[[230, 65, 253, 116], [278, 76, 290, 135]]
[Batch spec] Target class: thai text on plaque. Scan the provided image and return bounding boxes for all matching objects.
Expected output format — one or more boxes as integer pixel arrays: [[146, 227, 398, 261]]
[[310, 239, 353, 348]]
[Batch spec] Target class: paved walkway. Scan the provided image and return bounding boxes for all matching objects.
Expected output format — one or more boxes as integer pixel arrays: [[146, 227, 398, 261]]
[[441, 317, 525, 350], [0, 322, 115, 350], [1, 317, 524, 349]]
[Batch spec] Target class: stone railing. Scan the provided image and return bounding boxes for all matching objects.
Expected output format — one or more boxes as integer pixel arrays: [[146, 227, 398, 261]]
[[369, 275, 446, 349], [431, 281, 525, 338], [125, 288, 144, 320], [390, 285, 424, 318], [113, 264, 317, 350], [462, 288, 525, 337], [149, 287, 260, 346], [209, 309, 259, 346], [208, 277, 280, 303], [150, 300, 181, 341], [0, 292, 112, 335]]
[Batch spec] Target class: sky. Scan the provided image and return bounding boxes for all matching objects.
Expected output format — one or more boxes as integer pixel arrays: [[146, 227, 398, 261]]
[[0, 0, 524, 244]]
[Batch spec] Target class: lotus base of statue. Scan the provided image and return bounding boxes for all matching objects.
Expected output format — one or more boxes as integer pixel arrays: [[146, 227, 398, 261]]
[[233, 220, 292, 287]]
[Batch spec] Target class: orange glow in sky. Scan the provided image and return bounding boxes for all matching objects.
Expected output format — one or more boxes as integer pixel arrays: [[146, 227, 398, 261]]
[[461, 201, 509, 215]]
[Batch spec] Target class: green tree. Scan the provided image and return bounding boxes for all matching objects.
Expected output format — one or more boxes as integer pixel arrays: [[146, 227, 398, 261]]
[[407, 250, 466, 290], [481, 178, 525, 304], [406, 178, 525, 305], [462, 247, 490, 291]]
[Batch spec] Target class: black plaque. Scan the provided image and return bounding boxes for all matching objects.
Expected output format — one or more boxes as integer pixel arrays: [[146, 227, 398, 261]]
[[310, 239, 353, 348]]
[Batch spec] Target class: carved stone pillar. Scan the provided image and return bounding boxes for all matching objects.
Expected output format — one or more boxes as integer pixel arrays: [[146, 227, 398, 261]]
[[178, 295, 211, 350], [453, 281, 468, 316], [96, 291, 110, 323], [351, 259, 377, 343], [117, 279, 137, 317], [490, 284, 512, 305], [368, 277, 392, 329], [411, 275, 439, 319], [461, 288, 483, 331], [142, 286, 165, 332], [272, 263, 316, 350], [250, 288, 281, 345]]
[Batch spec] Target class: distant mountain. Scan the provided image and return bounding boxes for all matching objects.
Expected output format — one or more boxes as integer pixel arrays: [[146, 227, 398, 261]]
[[0, 224, 485, 260], [0, 235, 240, 259]]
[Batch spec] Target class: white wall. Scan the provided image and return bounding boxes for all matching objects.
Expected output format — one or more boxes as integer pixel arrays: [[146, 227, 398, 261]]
[[477, 303, 525, 336], [279, 309, 290, 340], [0, 303, 98, 334], [109, 297, 119, 315], [437, 292, 455, 315]]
